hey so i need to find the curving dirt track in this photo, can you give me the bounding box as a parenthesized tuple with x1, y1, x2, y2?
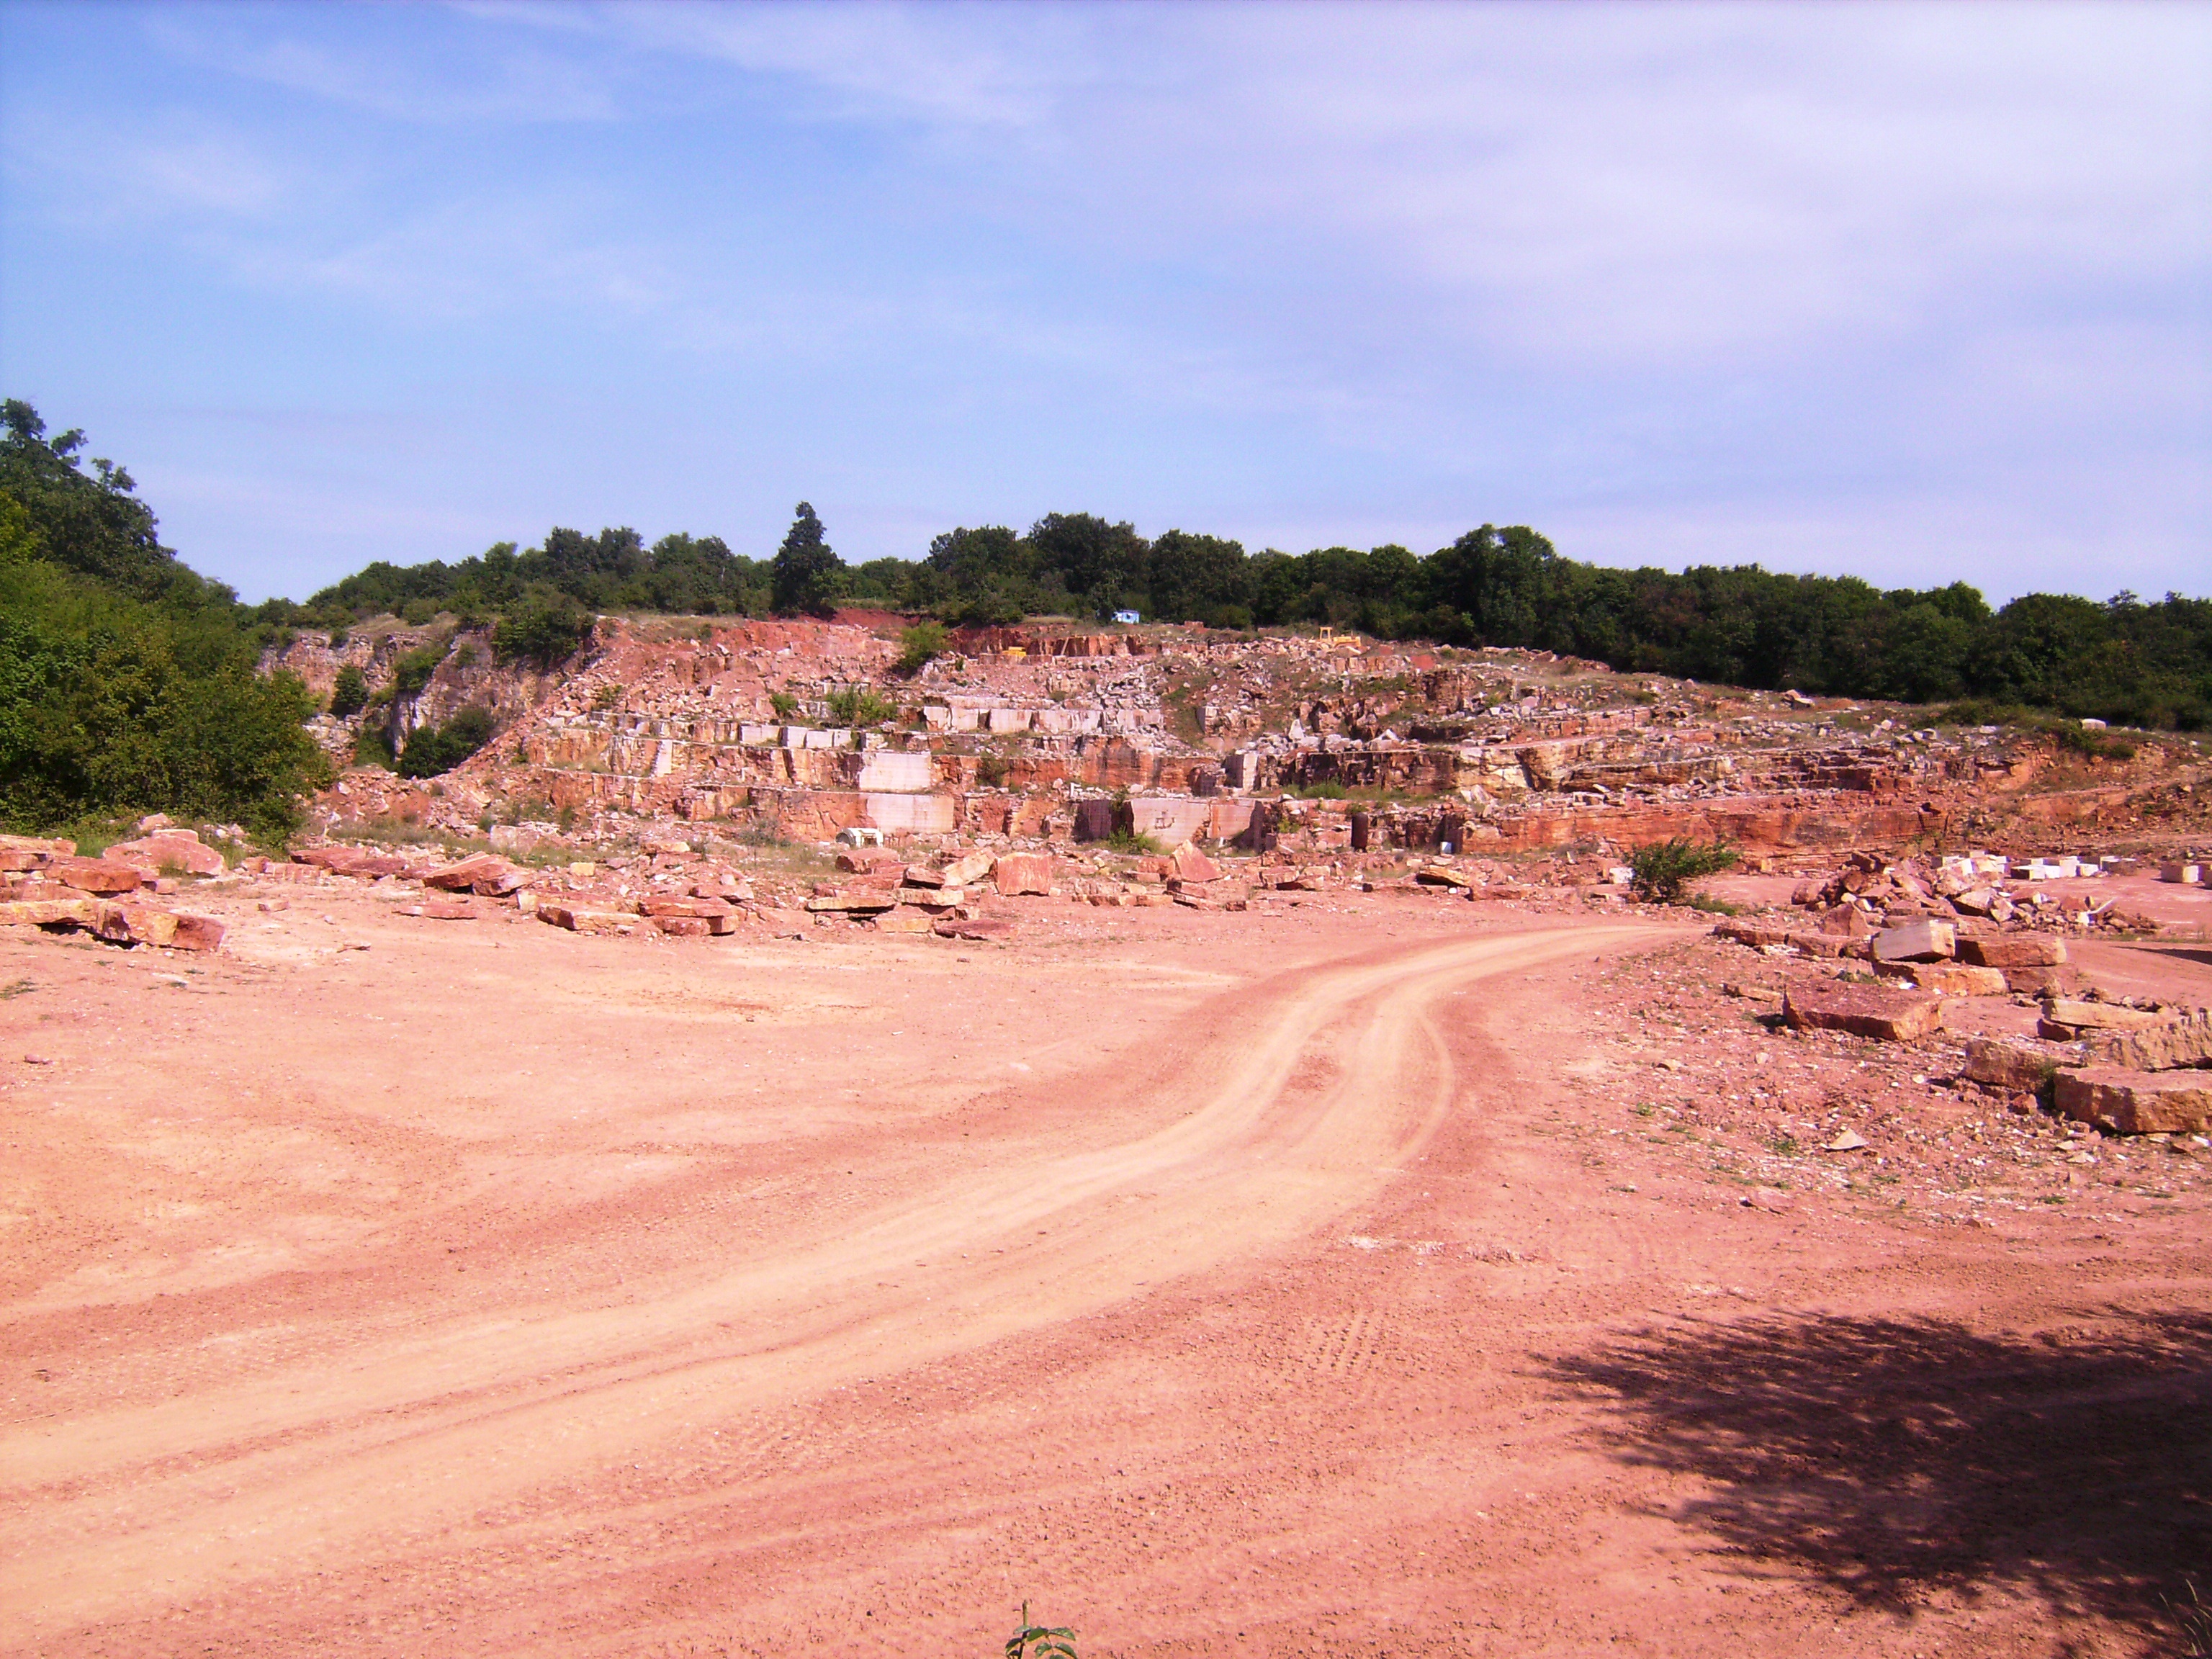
(6, 925, 1634, 1632)
(4, 900, 2206, 1657)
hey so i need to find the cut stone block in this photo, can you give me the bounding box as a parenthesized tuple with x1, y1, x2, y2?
(941, 851, 996, 887)
(871, 912, 938, 933)
(2054, 1067, 2212, 1134)
(536, 904, 636, 935)
(992, 853, 1053, 896)
(2039, 999, 2164, 1034)
(1871, 920, 1955, 963)
(933, 916, 1014, 940)
(2085, 1010, 2212, 1071)
(1957, 935, 2067, 969)
(1960, 1037, 2066, 1092)
(1784, 979, 1948, 1042)
(1879, 962, 2009, 996)
(50, 858, 143, 895)
(0, 897, 97, 927)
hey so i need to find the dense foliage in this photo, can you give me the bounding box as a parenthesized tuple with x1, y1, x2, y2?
(1629, 839, 1741, 904)
(279, 506, 2212, 730)
(490, 586, 595, 670)
(0, 403, 328, 841)
(397, 705, 495, 780)
(770, 502, 842, 618)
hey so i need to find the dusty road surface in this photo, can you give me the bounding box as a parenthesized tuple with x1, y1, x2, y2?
(2, 893, 2206, 1657)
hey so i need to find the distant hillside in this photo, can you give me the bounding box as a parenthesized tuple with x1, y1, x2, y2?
(0, 402, 328, 841)
(279, 508, 2212, 732)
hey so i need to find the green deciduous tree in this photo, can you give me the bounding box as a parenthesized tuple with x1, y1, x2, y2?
(771, 502, 844, 617)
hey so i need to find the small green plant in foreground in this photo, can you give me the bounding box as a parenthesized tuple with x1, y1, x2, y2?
(1628, 837, 1739, 904)
(1005, 1603, 1078, 1659)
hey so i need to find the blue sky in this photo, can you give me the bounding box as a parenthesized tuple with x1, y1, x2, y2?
(2, 1, 2206, 606)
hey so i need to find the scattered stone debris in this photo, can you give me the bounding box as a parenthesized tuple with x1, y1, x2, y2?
(0, 827, 228, 953)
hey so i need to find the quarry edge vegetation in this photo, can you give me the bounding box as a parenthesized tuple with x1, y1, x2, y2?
(4, 397, 2208, 848)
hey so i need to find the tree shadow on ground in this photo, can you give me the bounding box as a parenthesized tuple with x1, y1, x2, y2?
(1547, 1311, 2212, 1647)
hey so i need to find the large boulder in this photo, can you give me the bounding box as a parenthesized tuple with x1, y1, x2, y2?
(49, 858, 143, 895)
(536, 903, 637, 935)
(934, 916, 1014, 940)
(1171, 842, 1223, 884)
(0, 897, 98, 927)
(1960, 1036, 2068, 1092)
(2085, 1010, 2212, 1071)
(1784, 979, 1948, 1043)
(1871, 920, 1954, 963)
(1879, 962, 2008, 996)
(294, 846, 412, 878)
(423, 853, 526, 896)
(992, 853, 1054, 896)
(941, 851, 997, 887)
(2054, 1067, 2212, 1134)
(1958, 935, 2067, 969)
(2038, 999, 2166, 1038)
(106, 831, 225, 877)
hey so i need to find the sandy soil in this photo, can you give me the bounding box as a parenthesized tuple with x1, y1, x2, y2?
(2, 887, 2207, 1658)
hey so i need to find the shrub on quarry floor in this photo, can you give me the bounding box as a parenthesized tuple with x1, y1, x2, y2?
(896, 620, 947, 675)
(826, 685, 896, 727)
(1629, 838, 1739, 904)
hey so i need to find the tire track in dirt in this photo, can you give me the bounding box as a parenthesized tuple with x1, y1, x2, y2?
(1, 923, 1671, 1639)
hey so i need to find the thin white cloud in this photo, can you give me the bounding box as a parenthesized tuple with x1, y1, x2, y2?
(553, 0, 1078, 128)
(143, 9, 622, 123)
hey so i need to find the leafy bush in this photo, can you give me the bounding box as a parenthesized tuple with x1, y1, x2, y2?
(328, 665, 368, 718)
(974, 752, 1010, 787)
(826, 685, 896, 726)
(593, 683, 622, 711)
(354, 723, 395, 770)
(769, 691, 799, 719)
(397, 705, 495, 778)
(896, 621, 948, 675)
(0, 419, 330, 845)
(1628, 838, 1740, 904)
(1104, 828, 1164, 855)
(390, 644, 446, 698)
(1937, 700, 2139, 759)
(492, 586, 594, 670)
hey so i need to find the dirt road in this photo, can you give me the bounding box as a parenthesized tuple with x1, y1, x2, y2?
(3, 899, 2205, 1656)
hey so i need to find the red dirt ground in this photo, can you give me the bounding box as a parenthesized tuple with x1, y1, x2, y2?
(2, 889, 2207, 1658)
